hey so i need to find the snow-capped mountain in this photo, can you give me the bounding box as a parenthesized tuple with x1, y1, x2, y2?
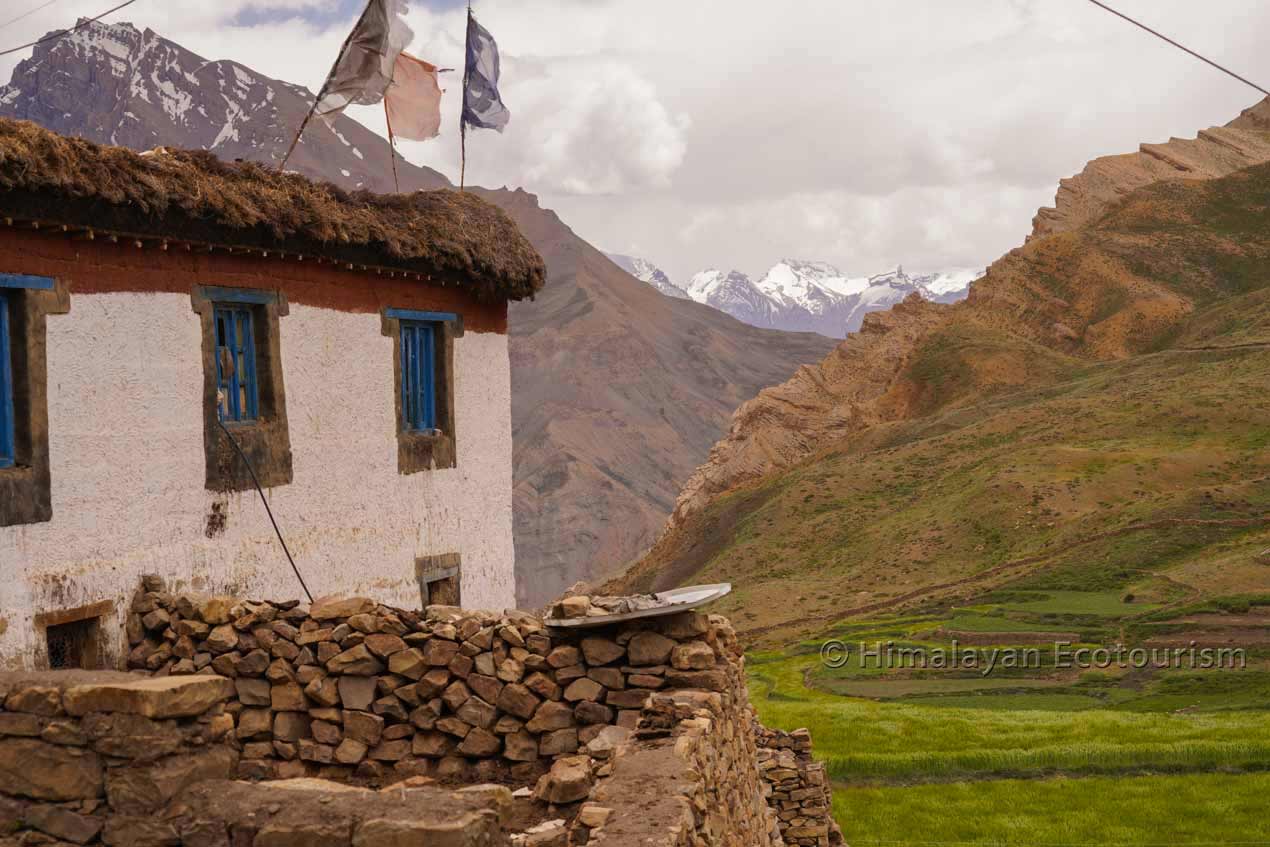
(620, 257, 981, 337)
(606, 253, 689, 299)
(0, 18, 447, 194)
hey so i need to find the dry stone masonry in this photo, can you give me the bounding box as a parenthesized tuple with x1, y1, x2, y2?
(1, 577, 842, 847)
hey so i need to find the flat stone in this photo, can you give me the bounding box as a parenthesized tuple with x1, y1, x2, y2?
(525, 701, 574, 733)
(274, 712, 312, 742)
(343, 710, 384, 745)
(364, 633, 407, 658)
(456, 696, 497, 729)
(23, 803, 103, 844)
(0, 712, 42, 736)
(573, 701, 613, 726)
(421, 638, 461, 666)
(504, 730, 538, 762)
(538, 728, 578, 756)
(326, 644, 385, 676)
(106, 746, 237, 814)
(496, 683, 541, 719)
(235, 677, 272, 706)
(4, 686, 62, 716)
(63, 676, 232, 719)
(563, 678, 605, 703)
(338, 675, 378, 711)
(310, 596, 378, 620)
(545, 646, 580, 669)
(0, 738, 102, 801)
(412, 731, 455, 758)
(535, 755, 591, 804)
(580, 638, 624, 666)
(334, 738, 368, 765)
(524, 672, 561, 701)
(237, 707, 273, 740)
(587, 667, 625, 689)
(671, 641, 716, 670)
(626, 631, 676, 666)
(456, 726, 501, 757)
(271, 682, 308, 711)
(387, 648, 427, 679)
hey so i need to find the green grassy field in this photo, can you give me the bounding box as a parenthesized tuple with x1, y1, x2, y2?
(749, 613, 1270, 844)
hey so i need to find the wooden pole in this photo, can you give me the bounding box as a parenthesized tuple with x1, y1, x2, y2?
(279, 0, 377, 171)
(385, 101, 401, 193)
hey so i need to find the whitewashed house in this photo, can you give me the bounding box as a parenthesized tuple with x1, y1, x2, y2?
(0, 118, 544, 670)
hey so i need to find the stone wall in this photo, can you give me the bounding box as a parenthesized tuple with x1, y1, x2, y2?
(754, 728, 839, 847)
(3, 582, 843, 847)
(124, 578, 737, 786)
(0, 672, 238, 845)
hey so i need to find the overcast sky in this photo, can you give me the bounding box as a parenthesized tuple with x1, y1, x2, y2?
(2, 0, 1266, 280)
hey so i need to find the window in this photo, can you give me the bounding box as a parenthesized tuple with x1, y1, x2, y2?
(214, 304, 259, 423)
(0, 291, 13, 469)
(400, 320, 438, 432)
(193, 286, 292, 492)
(35, 600, 112, 670)
(417, 553, 461, 608)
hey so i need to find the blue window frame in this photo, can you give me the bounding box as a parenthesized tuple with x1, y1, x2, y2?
(0, 291, 14, 469)
(400, 321, 437, 432)
(213, 305, 259, 423)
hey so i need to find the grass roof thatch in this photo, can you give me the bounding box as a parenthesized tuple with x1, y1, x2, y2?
(0, 118, 544, 302)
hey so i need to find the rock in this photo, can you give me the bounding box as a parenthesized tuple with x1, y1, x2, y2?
(387, 648, 427, 680)
(554, 595, 591, 618)
(664, 669, 728, 692)
(235, 677, 272, 706)
(563, 678, 604, 703)
(538, 728, 578, 756)
(271, 682, 307, 712)
(373, 695, 409, 722)
(369, 738, 411, 761)
(4, 686, 61, 716)
(442, 681, 471, 712)
(198, 596, 236, 625)
(310, 596, 377, 620)
(545, 646, 580, 668)
(626, 631, 676, 666)
(237, 707, 273, 740)
(327, 644, 385, 676)
(671, 641, 716, 670)
(362, 633, 406, 658)
(573, 701, 613, 725)
(311, 720, 342, 745)
(304, 675, 341, 707)
(101, 815, 180, 847)
(417, 667, 453, 698)
(80, 712, 183, 760)
(333, 711, 378, 745)
(456, 697, 497, 729)
(535, 755, 592, 804)
(580, 637, 624, 666)
(587, 667, 624, 689)
(236, 649, 271, 676)
(524, 819, 568, 847)
(604, 689, 651, 710)
(525, 701, 575, 733)
(338, 676, 378, 711)
(436, 716, 472, 738)
(496, 683, 541, 719)
(0, 712, 42, 736)
(412, 732, 454, 758)
(577, 805, 613, 828)
(330, 738, 367, 765)
(63, 676, 232, 719)
(660, 612, 709, 639)
(205, 624, 239, 653)
(496, 658, 524, 683)
(627, 674, 665, 689)
(0, 738, 102, 800)
(105, 746, 237, 814)
(524, 672, 561, 701)
(456, 727, 501, 756)
(421, 639, 461, 666)
(504, 730, 538, 762)
(23, 803, 103, 844)
(273, 712, 311, 742)
(465, 673, 501, 704)
(585, 725, 630, 758)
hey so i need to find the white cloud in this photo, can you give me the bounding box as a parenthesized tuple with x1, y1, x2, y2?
(2, 0, 1267, 281)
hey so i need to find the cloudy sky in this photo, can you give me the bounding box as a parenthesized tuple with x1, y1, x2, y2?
(2, 0, 1266, 280)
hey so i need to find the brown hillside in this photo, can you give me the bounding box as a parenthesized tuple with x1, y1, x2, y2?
(612, 98, 1270, 600)
(478, 189, 836, 606)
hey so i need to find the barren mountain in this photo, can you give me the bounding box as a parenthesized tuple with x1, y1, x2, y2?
(1, 21, 836, 606)
(611, 98, 1270, 620)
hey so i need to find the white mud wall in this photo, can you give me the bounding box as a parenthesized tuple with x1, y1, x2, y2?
(0, 292, 515, 669)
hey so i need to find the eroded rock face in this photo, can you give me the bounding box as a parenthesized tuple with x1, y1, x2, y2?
(1030, 98, 1270, 241)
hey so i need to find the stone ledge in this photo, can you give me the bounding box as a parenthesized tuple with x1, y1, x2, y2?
(63, 675, 234, 718)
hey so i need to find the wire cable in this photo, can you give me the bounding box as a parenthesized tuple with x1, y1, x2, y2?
(1083, 0, 1269, 98)
(216, 416, 315, 604)
(0, 0, 139, 57)
(0, 0, 60, 33)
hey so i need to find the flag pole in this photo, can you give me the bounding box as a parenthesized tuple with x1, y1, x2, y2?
(459, 1, 472, 191)
(279, 0, 377, 171)
(384, 102, 401, 193)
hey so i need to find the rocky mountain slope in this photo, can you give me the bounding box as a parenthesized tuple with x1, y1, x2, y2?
(0, 21, 836, 607)
(613, 255, 980, 337)
(609, 99, 1270, 640)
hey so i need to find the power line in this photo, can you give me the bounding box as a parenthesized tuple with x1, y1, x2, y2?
(1084, 0, 1269, 98)
(0, 0, 60, 33)
(0, 0, 139, 58)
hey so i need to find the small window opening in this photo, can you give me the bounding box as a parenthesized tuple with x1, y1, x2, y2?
(213, 304, 259, 423)
(417, 553, 461, 608)
(400, 321, 438, 433)
(46, 617, 102, 670)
